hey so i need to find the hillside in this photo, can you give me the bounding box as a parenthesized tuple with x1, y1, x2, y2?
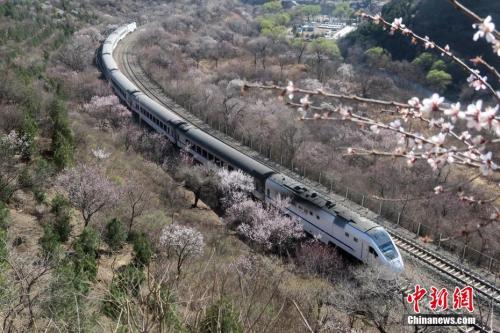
(342, 0, 500, 72)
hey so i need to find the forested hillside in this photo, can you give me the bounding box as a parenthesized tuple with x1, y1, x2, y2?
(341, 0, 500, 92)
(345, 0, 499, 62)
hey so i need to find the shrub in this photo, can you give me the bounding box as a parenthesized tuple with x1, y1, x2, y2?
(0, 202, 9, 230)
(50, 98, 74, 170)
(133, 233, 153, 267)
(39, 224, 60, 257)
(51, 194, 72, 242)
(102, 264, 145, 319)
(426, 69, 452, 92)
(74, 227, 100, 257)
(105, 218, 127, 251)
(200, 298, 242, 333)
(54, 213, 71, 243)
(51, 194, 70, 215)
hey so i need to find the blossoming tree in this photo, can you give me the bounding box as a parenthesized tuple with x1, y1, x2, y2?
(225, 196, 303, 253)
(159, 224, 205, 277)
(58, 164, 119, 226)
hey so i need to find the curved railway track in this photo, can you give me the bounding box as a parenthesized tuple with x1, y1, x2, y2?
(114, 32, 498, 333)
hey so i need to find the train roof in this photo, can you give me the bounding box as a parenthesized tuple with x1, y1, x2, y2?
(269, 174, 378, 233)
(109, 71, 140, 94)
(184, 128, 276, 182)
(134, 94, 187, 125)
(102, 53, 118, 71)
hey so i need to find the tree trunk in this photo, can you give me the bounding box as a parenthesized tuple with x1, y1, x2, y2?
(192, 191, 200, 208)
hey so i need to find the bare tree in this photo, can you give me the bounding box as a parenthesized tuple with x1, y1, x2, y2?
(2, 256, 53, 332)
(123, 180, 150, 235)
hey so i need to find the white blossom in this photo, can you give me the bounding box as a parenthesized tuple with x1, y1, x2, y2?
(370, 124, 380, 134)
(160, 224, 204, 259)
(465, 100, 483, 131)
(441, 44, 450, 56)
(390, 17, 404, 33)
(479, 105, 498, 129)
(473, 16, 496, 43)
(423, 36, 434, 49)
(91, 147, 111, 160)
(286, 81, 294, 100)
(434, 185, 444, 194)
(444, 103, 463, 123)
(389, 119, 402, 129)
(430, 132, 447, 146)
(421, 93, 444, 116)
(493, 40, 500, 56)
(217, 169, 255, 208)
(480, 152, 498, 175)
(467, 71, 487, 91)
(300, 94, 311, 107)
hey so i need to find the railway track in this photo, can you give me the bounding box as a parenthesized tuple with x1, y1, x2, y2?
(114, 32, 498, 332)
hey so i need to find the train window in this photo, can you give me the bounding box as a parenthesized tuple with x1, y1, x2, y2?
(345, 232, 349, 238)
(208, 153, 214, 161)
(353, 237, 358, 242)
(202, 150, 207, 158)
(196, 146, 201, 154)
(228, 165, 234, 171)
(267, 189, 270, 197)
(368, 246, 378, 257)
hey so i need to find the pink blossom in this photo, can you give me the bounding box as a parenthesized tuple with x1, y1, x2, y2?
(58, 164, 119, 226)
(226, 197, 303, 251)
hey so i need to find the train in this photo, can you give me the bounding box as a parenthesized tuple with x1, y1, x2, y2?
(99, 23, 404, 279)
